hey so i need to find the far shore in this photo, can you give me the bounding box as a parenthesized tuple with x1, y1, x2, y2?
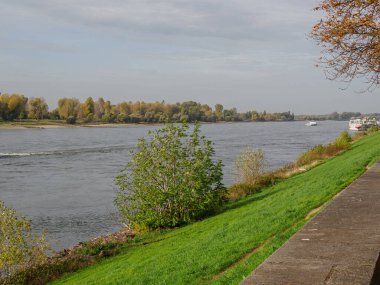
(0, 119, 346, 130)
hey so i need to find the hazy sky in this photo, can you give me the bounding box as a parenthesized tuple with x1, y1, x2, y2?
(1, 0, 379, 114)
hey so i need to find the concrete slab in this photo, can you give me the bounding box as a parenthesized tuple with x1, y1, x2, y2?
(242, 163, 380, 285)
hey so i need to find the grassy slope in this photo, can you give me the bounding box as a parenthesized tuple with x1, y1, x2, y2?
(54, 132, 380, 285)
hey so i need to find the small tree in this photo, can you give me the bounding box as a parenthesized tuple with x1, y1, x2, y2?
(234, 148, 265, 185)
(115, 122, 226, 229)
(0, 201, 49, 277)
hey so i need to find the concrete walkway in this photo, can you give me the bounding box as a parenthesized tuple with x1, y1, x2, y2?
(242, 162, 380, 285)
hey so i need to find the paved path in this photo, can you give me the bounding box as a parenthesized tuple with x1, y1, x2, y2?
(242, 163, 380, 285)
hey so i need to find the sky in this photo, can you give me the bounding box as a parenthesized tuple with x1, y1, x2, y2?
(0, 0, 379, 114)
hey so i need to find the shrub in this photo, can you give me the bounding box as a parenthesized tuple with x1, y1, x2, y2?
(296, 132, 352, 167)
(234, 148, 265, 185)
(0, 201, 49, 278)
(333, 131, 351, 150)
(367, 125, 379, 134)
(228, 183, 258, 201)
(352, 132, 366, 141)
(296, 144, 325, 167)
(257, 172, 278, 187)
(115, 122, 226, 230)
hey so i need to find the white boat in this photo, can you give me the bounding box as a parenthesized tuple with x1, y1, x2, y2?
(305, 121, 317, 126)
(361, 117, 379, 129)
(348, 117, 380, 131)
(349, 118, 363, 131)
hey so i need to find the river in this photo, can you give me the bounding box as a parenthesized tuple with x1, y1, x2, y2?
(0, 121, 348, 250)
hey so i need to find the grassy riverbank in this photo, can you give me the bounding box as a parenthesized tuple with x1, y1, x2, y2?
(51, 132, 380, 285)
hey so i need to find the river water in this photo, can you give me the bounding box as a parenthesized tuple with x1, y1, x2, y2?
(0, 121, 348, 250)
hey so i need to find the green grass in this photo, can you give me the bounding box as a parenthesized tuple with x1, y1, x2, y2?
(53, 132, 380, 285)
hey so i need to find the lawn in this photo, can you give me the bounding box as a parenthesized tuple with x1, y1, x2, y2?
(54, 132, 380, 285)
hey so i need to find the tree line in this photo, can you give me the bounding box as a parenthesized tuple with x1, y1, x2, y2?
(0, 93, 295, 124)
(295, 112, 380, 121)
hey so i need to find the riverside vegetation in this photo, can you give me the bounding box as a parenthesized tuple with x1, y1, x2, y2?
(115, 123, 226, 230)
(0, 93, 295, 124)
(1, 125, 379, 284)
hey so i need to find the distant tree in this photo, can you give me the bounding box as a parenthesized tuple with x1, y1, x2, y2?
(94, 97, 106, 120)
(28, 97, 48, 120)
(224, 108, 239, 122)
(180, 101, 201, 122)
(117, 102, 131, 117)
(115, 122, 226, 229)
(103, 100, 113, 121)
(49, 109, 60, 120)
(311, 0, 380, 88)
(57, 97, 80, 119)
(341, 111, 361, 120)
(0, 94, 28, 121)
(251, 111, 260, 121)
(214, 104, 224, 121)
(328, 112, 340, 120)
(82, 97, 95, 120)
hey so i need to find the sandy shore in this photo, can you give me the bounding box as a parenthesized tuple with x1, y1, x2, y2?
(0, 124, 75, 129)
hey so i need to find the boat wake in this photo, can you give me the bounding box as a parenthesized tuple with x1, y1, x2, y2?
(0, 145, 131, 159)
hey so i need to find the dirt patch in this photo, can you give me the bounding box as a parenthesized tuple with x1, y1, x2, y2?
(305, 206, 323, 220)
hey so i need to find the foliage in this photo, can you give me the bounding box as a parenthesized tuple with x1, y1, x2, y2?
(0, 92, 297, 123)
(57, 98, 80, 120)
(0, 94, 28, 121)
(229, 170, 282, 201)
(0, 201, 49, 278)
(234, 148, 266, 185)
(52, 132, 380, 285)
(28, 97, 48, 120)
(115, 122, 226, 229)
(295, 111, 364, 121)
(82, 97, 95, 119)
(334, 131, 352, 149)
(311, 0, 380, 87)
(228, 183, 259, 201)
(296, 131, 352, 167)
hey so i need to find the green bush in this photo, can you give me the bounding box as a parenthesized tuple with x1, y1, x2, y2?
(115, 122, 226, 230)
(333, 131, 351, 150)
(0, 201, 49, 278)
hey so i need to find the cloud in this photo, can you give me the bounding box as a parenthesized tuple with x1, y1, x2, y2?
(0, 0, 315, 41)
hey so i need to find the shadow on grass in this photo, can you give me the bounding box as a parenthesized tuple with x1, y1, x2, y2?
(224, 186, 283, 212)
